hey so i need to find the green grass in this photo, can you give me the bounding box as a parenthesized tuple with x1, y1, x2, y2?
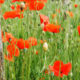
(1, 0, 80, 80)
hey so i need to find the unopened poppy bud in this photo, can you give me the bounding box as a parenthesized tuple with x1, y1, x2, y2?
(42, 31, 45, 35)
(20, 2, 25, 11)
(21, 2, 25, 8)
(41, 23, 44, 29)
(70, 72, 73, 77)
(43, 42, 48, 51)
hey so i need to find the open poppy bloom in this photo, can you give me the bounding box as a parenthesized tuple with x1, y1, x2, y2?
(12, 0, 47, 3)
(77, 25, 80, 35)
(28, 1, 45, 11)
(12, 0, 47, 11)
(0, 0, 4, 4)
(5, 32, 14, 42)
(28, 37, 37, 46)
(12, 0, 26, 3)
(4, 54, 14, 62)
(5, 43, 20, 62)
(43, 24, 62, 33)
(25, 40, 30, 48)
(40, 14, 50, 25)
(3, 10, 23, 20)
(7, 44, 20, 57)
(17, 39, 25, 49)
(49, 61, 72, 78)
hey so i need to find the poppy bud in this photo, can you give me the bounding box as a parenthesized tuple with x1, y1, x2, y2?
(42, 31, 45, 35)
(70, 72, 73, 77)
(20, 2, 25, 11)
(43, 42, 48, 51)
(21, 2, 25, 8)
(41, 23, 44, 29)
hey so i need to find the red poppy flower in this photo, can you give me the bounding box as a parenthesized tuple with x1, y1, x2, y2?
(36, 50, 38, 55)
(17, 39, 25, 49)
(7, 44, 19, 57)
(4, 54, 14, 62)
(40, 14, 50, 25)
(43, 24, 61, 33)
(16, 4, 25, 12)
(28, 1, 45, 11)
(11, 0, 47, 3)
(49, 61, 72, 78)
(3, 10, 23, 20)
(11, 5, 15, 10)
(38, 0, 47, 3)
(12, 0, 25, 3)
(0, 0, 4, 4)
(11, 0, 46, 11)
(28, 37, 37, 46)
(77, 25, 80, 35)
(25, 40, 30, 48)
(5, 32, 14, 42)
(74, 4, 78, 8)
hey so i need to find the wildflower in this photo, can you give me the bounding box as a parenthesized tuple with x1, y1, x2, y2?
(17, 39, 25, 49)
(11, 5, 15, 10)
(3, 10, 23, 20)
(11, 0, 25, 3)
(43, 42, 48, 51)
(7, 44, 19, 57)
(21, 2, 25, 9)
(43, 24, 61, 33)
(25, 40, 30, 48)
(74, 4, 78, 8)
(4, 54, 14, 62)
(11, 0, 47, 11)
(77, 25, 80, 35)
(28, 1, 45, 11)
(36, 50, 38, 55)
(5, 32, 14, 43)
(28, 37, 37, 46)
(0, 0, 4, 4)
(70, 72, 73, 77)
(40, 14, 50, 26)
(49, 61, 72, 78)
(41, 23, 44, 29)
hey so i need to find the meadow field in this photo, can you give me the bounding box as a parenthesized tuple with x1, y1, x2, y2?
(0, 0, 80, 80)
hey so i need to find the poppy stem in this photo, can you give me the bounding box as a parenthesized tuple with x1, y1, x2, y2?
(59, 61, 61, 80)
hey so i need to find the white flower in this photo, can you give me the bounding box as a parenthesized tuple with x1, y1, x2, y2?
(43, 42, 48, 51)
